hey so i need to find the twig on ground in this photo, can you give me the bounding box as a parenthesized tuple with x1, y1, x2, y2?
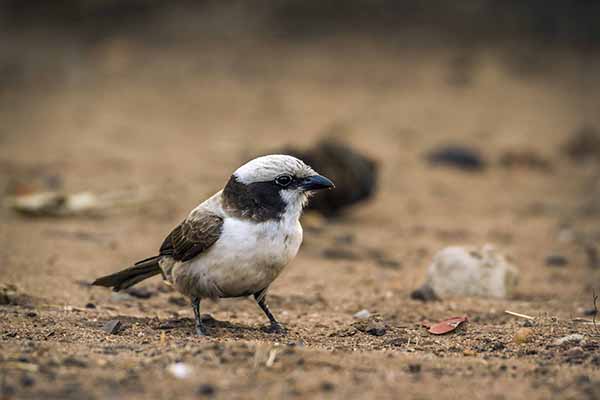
(505, 310, 535, 320)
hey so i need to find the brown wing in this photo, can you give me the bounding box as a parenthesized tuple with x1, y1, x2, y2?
(159, 212, 223, 262)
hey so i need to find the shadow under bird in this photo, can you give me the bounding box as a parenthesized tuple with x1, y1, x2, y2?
(92, 155, 334, 335)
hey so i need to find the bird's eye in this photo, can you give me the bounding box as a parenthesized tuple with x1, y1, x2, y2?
(275, 175, 293, 187)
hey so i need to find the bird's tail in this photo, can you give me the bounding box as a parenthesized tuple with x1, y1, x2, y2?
(92, 256, 161, 292)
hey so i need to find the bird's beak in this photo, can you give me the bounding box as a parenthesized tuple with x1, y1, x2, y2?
(300, 175, 335, 191)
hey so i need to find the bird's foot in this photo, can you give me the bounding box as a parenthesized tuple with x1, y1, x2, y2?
(263, 322, 287, 335)
(195, 324, 210, 337)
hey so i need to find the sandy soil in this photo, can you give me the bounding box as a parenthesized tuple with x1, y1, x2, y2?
(1, 30, 600, 399)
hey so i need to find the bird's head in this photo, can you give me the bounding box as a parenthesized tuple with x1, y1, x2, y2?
(223, 155, 334, 221)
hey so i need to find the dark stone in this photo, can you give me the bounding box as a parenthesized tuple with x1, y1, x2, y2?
(545, 255, 568, 267)
(320, 382, 335, 391)
(196, 384, 216, 397)
(351, 319, 387, 337)
(85, 303, 96, 309)
(410, 285, 439, 302)
(25, 311, 37, 318)
(427, 146, 485, 171)
(367, 326, 387, 336)
(102, 320, 122, 334)
(408, 363, 422, 374)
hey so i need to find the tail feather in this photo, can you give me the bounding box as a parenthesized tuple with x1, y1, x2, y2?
(92, 256, 161, 292)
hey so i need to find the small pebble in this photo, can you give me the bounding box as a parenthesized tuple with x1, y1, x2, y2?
(514, 328, 534, 344)
(168, 362, 193, 379)
(553, 334, 585, 346)
(427, 146, 485, 171)
(366, 325, 387, 336)
(102, 320, 122, 335)
(85, 303, 96, 309)
(353, 309, 370, 319)
(320, 382, 335, 392)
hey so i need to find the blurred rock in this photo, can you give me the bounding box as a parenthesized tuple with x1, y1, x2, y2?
(545, 254, 568, 267)
(353, 318, 387, 336)
(353, 309, 371, 319)
(196, 383, 217, 397)
(275, 138, 378, 216)
(125, 286, 154, 299)
(554, 334, 585, 346)
(427, 146, 485, 171)
(168, 296, 188, 307)
(563, 125, 600, 162)
(410, 285, 439, 302)
(6, 189, 150, 217)
(514, 327, 534, 344)
(102, 320, 122, 334)
(420, 245, 519, 299)
(167, 362, 193, 379)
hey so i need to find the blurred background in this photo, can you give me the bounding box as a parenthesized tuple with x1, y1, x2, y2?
(2, 0, 600, 303)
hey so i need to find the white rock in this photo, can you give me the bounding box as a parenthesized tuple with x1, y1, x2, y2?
(167, 362, 193, 379)
(553, 334, 585, 346)
(424, 244, 519, 299)
(353, 309, 371, 319)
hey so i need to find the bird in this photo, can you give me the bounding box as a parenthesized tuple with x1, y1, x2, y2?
(92, 155, 334, 336)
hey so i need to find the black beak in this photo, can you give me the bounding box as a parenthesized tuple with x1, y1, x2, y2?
(300, 175, 335, 191)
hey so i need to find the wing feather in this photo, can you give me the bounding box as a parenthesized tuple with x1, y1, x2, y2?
(160, 212, 223, 262)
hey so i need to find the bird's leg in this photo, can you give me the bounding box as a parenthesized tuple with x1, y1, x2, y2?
(191, 297, 209, 336)
(254, 289, 286, 334)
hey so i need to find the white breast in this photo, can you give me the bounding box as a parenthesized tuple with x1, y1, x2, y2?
(171, 215, 303, 299)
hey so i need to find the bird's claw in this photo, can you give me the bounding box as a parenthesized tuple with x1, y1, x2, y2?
(195, 325, 210, 337)
(263, 322, 287, 335)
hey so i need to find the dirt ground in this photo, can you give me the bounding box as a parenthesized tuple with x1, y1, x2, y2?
(2, 20, 600, 399)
